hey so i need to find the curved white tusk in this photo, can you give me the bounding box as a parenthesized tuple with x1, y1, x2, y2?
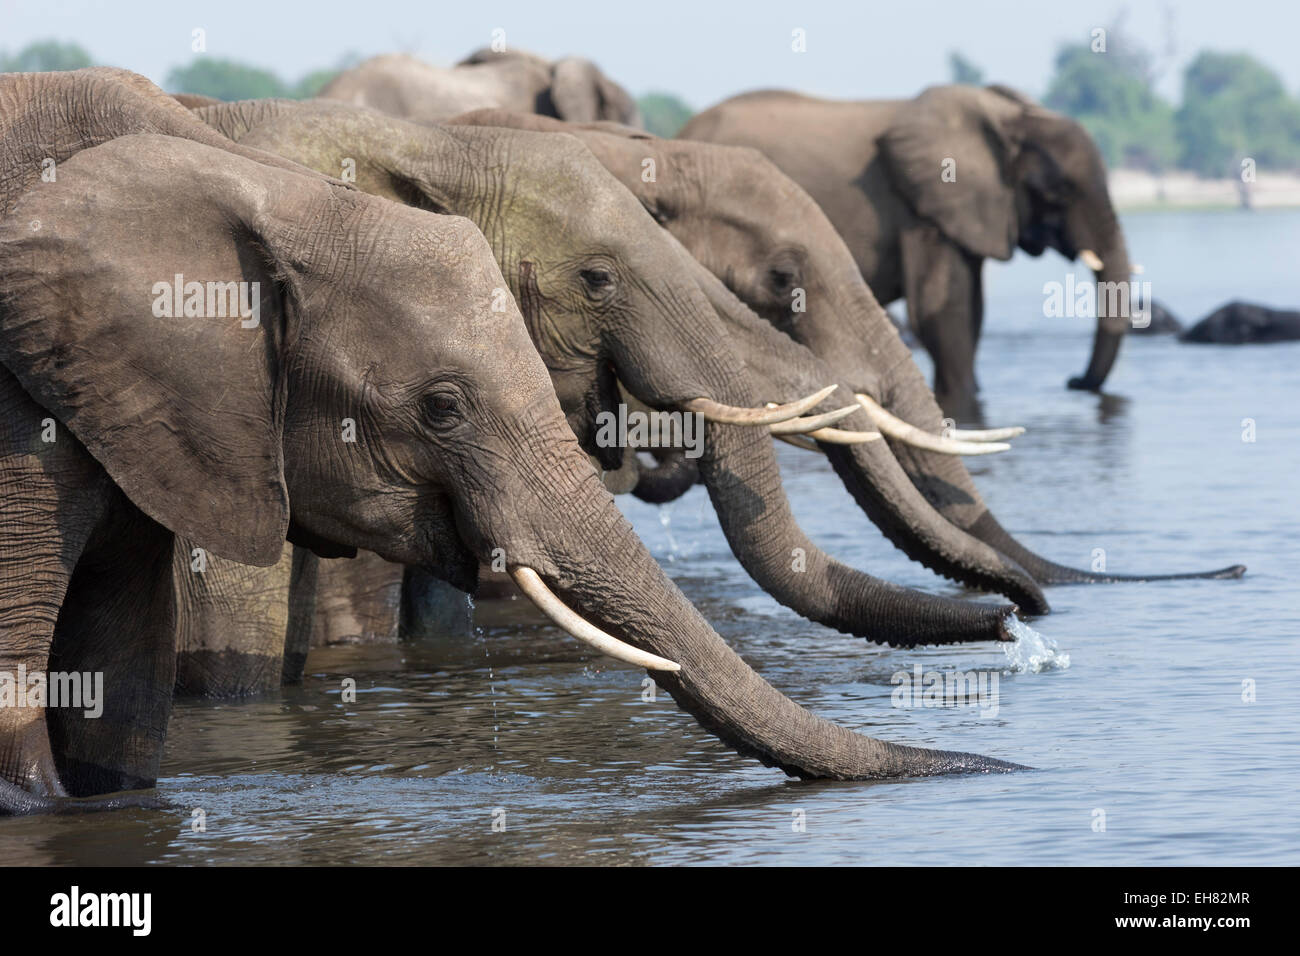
(1079, 249, 1104, 272)
(767, 404, 859, 434)
(682, 384, 837, 426)
(510, 567, 681, 672)
(948, 425, 1025, 442)
(802, 427, 882, 444)
(855, 394, 1011, 455)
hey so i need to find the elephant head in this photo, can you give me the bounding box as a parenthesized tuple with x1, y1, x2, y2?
(196, 97, 1023, 647)
(878, 84, 1134, 393)
(444, 109, 1244, 594)
(458, 47, 642, 126)
(0, 127, 1019, 801)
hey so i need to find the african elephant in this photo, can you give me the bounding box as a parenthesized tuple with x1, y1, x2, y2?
(680, 84, 1139, 416)
(1181, 301, 1300, 343)
(318, 48, 640, 127)
(198, 97, 1027, 645)
(0, 79, 1019, 813)
(445, 110, 1245, 597)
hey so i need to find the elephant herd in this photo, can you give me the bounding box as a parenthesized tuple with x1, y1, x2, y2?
(0, 51, 1246, 815)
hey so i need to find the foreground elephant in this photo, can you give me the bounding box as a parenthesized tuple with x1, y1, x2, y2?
(1181, 301, 1300, 344)
(318, 48, 640, 127)
(680, 85, 1139, 415)
(447, 109, 1245, 596)
(0, 93, 1020, 815)
(199, 97, 1028, 643)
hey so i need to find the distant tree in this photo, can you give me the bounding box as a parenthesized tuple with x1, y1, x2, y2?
(638, 93, 692, 138)
(292, 69, 340, 99)
(1043, 29, 1177, 172)
(0, 39, 95, 72)
(165, 59, 289, 101)
(948, 52, 984, 86)
(1175, 52, 1300, 175)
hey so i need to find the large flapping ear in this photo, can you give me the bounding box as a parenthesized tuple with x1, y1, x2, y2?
(551, 57, 638, 125)
(878, 85, 1026, 261)
(0, 133, 336, 565)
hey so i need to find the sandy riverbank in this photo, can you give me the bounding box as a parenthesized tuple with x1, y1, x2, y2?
(1109, 169, 1300, 211)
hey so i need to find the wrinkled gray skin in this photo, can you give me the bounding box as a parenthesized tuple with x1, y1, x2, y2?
(319, 48, 640, 127)
(199, 97, 1024, 647)
(680, 85, 1138, 417)
(448, 110, 1247, 599)
(0, 74, 1020, 813)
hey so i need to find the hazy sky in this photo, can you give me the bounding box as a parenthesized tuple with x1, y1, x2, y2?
(4, 0, 1299, 107)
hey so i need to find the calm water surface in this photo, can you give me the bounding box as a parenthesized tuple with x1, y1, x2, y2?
(2, 208, 1297, 865)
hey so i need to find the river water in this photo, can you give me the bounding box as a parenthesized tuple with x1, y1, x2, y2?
(2, 208, 1296, 865)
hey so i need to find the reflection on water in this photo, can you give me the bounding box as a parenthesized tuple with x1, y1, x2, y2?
(2, 210, 1298, 865)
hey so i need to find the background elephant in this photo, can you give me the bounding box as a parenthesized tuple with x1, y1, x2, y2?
(318, 48, 640, 127)
(447, 109, 1244, 597)
(680, 84, 1137, 417)
(1, 77, 1017, 812)
(199, 97, 1027, 646)
(1181, 301, 1300, 343)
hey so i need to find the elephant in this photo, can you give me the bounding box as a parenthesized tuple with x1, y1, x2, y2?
(0, 77, 1022, 813)
(679, 84, 1141, 416)
(197, 96, 1031, 646)
(1181, 301, 1300, 344)
(318, 48, 640, 127)
(441, 109, 1245, 598)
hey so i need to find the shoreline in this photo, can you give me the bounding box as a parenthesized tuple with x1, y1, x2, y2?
(1109, 169, 1300, 211)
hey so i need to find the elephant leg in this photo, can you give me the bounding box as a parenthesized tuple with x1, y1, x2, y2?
(47, 489, 178, 796)
(173, 541, 295, 698)
(901, 224, 982, 418)
(0, 372, 111, 804)
(282, 546, 319, 684)
(311, 550, 404, 647)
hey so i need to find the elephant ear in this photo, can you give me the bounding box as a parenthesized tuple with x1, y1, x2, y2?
(878, 85, 1027, 261)
(0, 133, 317, 566)
(551, 57, 639, 125)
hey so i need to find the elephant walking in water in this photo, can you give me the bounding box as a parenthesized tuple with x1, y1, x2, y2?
(680, 84, 1140, 417)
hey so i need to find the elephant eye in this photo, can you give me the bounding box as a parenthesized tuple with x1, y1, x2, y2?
(580, 268, 615, 298)
(422, 391, 460, 425)
(768, 268, 797, 291)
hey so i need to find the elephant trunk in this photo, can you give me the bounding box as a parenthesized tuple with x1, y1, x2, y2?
(1067, 209, 1131, 392)
(632, 447, 700, 503)
(843, 287, 1246, 586)
(506, 447, 1021, 778)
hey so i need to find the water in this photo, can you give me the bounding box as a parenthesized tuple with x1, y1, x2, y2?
(2, 208, 1297, 865)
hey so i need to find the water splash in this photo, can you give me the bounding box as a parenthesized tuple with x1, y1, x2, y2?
(658, 503, 680, 561)
(1002, 615, 1070, 673)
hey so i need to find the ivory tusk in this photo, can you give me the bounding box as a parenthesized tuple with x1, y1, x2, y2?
(1079, 249, 1104, 272)
(948, 426, 1025, 442)
(510, 566, 681, 672)
(682, 384, 837, 426)
(767, 404, 860, 434)
(800, 427, 881, 445)
(855, 394, 1011, 455)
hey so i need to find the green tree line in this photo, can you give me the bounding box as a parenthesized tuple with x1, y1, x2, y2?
(7, 37, 1298, 173)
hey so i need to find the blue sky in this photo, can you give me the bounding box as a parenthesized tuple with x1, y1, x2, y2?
(3, 0, 1298, 107)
